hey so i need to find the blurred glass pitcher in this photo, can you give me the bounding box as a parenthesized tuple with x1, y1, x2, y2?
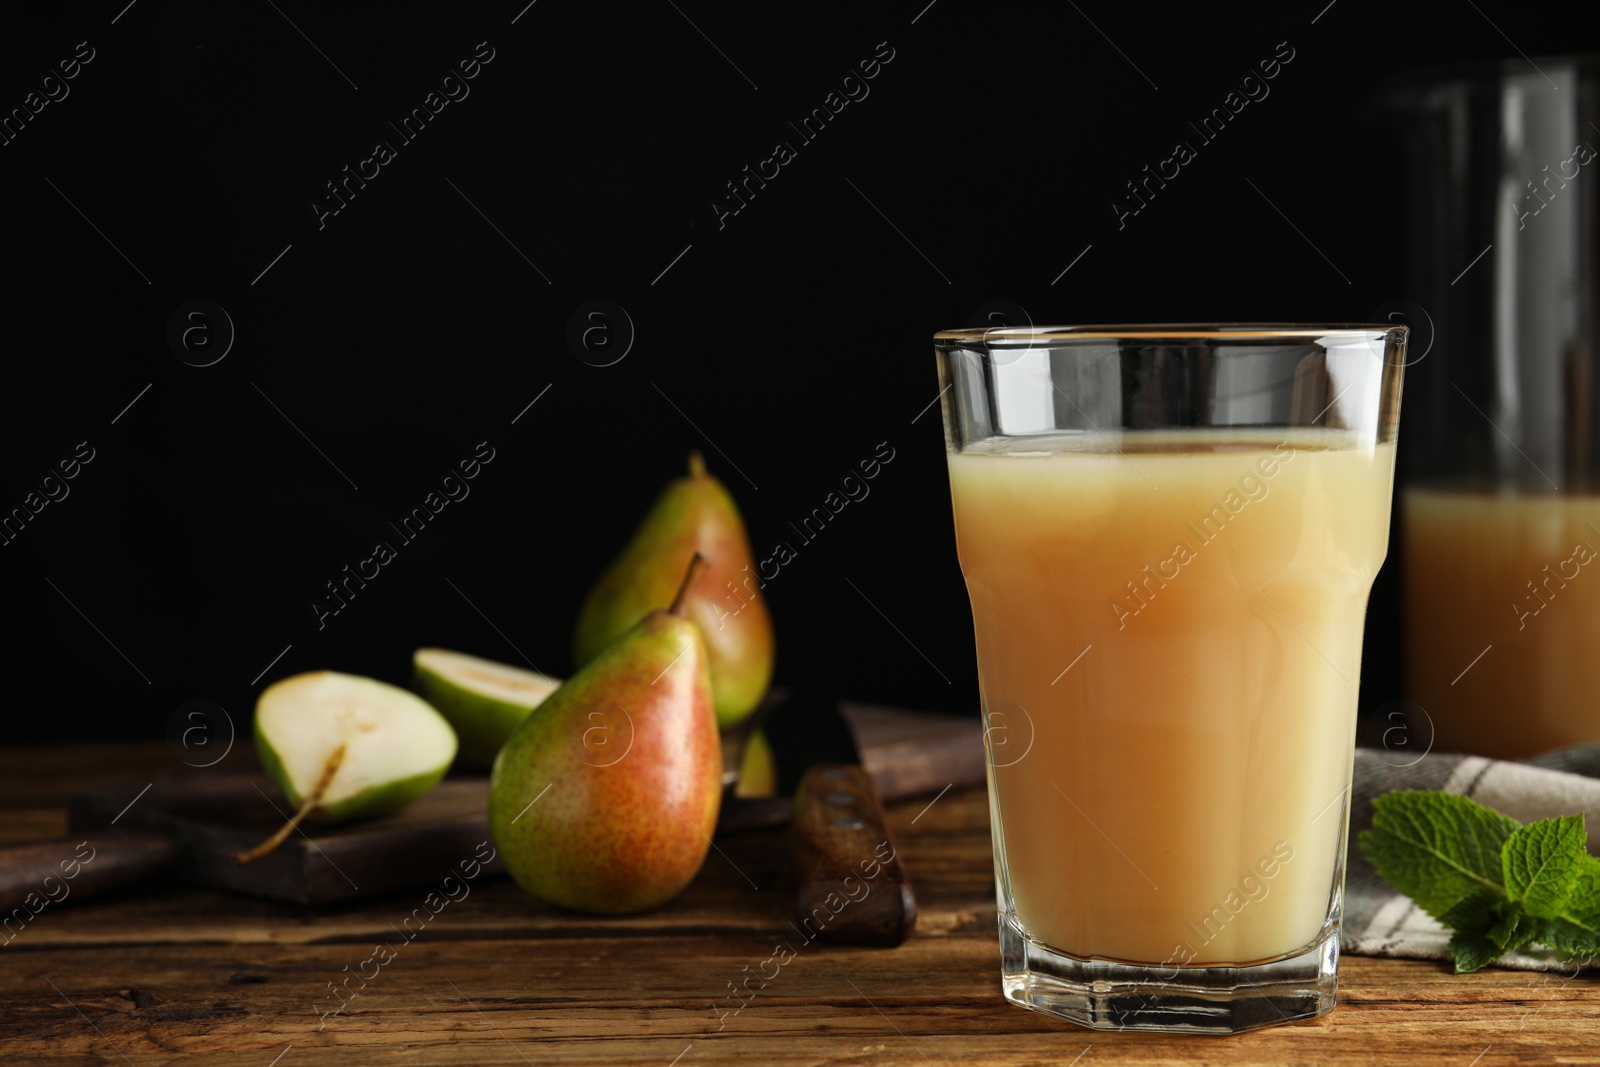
(1390, 56, 1600, 758)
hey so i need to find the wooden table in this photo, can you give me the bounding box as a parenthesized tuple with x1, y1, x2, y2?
(2, 744, 1596, 1065)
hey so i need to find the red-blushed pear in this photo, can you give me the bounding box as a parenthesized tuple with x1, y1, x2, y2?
(490, 555, 722, 914)
(573, 452, 774, 728)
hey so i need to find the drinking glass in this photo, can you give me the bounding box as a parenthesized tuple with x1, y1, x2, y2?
(936, 324, 1405, 1033)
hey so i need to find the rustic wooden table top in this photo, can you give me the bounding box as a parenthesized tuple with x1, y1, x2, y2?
(2, 743, 1596, 1065)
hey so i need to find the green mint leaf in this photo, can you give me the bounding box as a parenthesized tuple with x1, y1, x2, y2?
(1502, 815, 1587, 919)
(1359, 791, 1521, 919)
(1444, 894, 1533, 957)
(1487, 906, 1536, 954)
(1363, 791, 1600, 972)
(1530, 855, 1600, 957)
(1448, 928, 1502, 973)
(1561, 854, 1600, 931)
(1440, 892, 1499, 930)
(1524, 916, 1600, 958)
(1441, 894, 1503, 974)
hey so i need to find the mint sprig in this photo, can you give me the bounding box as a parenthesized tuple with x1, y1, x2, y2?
(1359, 791, 1600, 973)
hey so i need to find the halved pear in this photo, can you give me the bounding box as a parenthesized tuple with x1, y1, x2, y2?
(413, 648, 562, 768)
(254, 671, 457, 826)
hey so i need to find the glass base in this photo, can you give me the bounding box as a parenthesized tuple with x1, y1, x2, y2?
(998, 914, 1338, 1034)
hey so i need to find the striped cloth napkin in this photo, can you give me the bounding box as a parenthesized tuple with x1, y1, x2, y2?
(1344, 743, 1600, 970)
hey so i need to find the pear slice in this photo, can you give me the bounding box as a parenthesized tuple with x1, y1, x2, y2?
(733, 726, 777, 798)
(237, 671, 457, 863)
(413, 648, 562, 768)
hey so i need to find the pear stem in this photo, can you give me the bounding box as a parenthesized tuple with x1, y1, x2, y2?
(687, 451, 706, 477)
(668, 553, 708, 617)
(233, 743, 347, 866)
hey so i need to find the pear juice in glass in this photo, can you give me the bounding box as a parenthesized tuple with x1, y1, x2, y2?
(937, 325, 1405, 1033)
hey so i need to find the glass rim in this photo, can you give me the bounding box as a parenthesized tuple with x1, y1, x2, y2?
(933, 323, 1408, 346)
(1382, 51, 1600, 98)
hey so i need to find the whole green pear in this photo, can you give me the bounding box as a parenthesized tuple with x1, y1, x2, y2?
(574, 453, 774, 728)
(491, 556, 722, 914)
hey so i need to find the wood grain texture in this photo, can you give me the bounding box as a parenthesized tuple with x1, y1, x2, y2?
(840, 701, 986, 802)
(0, 831, 179, 914)
(1, 743, 1596, 1065)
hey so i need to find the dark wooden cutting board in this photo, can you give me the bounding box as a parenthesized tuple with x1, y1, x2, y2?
(0, 702, 983, 913)
(67, 774, 501, 906)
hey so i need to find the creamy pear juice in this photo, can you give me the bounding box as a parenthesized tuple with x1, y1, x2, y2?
(948, 430, 1396, 965)
(1404, 489, 1600, 758)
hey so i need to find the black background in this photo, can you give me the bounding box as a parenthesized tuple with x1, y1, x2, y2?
(3, 1, 1596, 744)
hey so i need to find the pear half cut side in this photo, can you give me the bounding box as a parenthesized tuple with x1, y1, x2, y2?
(413, 648, 562, 768)
(254, 670, 457, 826)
